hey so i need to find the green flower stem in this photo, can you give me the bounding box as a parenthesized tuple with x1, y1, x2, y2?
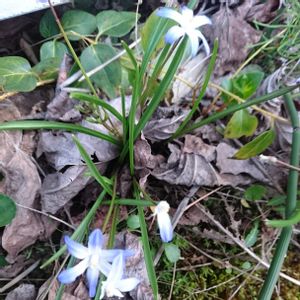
(47, 1, 97, 96)
(178, 84, 299, 137)
(258, 93, 300, 300)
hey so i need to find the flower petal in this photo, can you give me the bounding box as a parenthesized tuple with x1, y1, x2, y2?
(97, 258, 112, 277)
(156, 7, 185, 25)
(165, 26, 185, 44)
(180, 6, 194, 19)
(86, 267, 99, 297)
(157, 212, 173, 242)
(101, 249, 134, 262)
(57, 258, 89, 284)
(192, 15, 212, 28)
(196, 31, 210, 55)
(88, 229, 104, 252)
(117, 278, 140, 292)
(107, 254, 124, 283)
(186, 30, 200, 57)
(64, 236, 89, 259)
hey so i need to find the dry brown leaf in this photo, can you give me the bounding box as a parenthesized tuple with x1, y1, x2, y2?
(216, 142, 267, 182)
(212, 5, 262, 76)
(152, 142, 218, 186)
(0, 255, 30, 278)
(5, 284, 36, 300)
(1, 150, 43, 257)
(143, 106, 190, 142)
(40, 165, 106, 214)
(172, 52, 207, 102)
(245, 0, 279, 23)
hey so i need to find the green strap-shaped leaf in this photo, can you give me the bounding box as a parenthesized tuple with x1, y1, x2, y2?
(62, 10, 97, 41)
(234, 129, 276, 159)
(96, 10, 139, 37)
(0, 194, 16, 227)
(224, 109, 258, 139)
(0, 56, 37, 92)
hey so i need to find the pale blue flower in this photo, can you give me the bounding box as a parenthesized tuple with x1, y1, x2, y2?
(153, 201, 173, 243)
(100, 253, 140, 299)
(157, 6, 212, 56)
(58, 229, 133, 298)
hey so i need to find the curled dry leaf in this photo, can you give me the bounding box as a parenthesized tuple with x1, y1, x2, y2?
(172, 52, 207, 103)
(143, 106, 190, 142)
(0, 255, 29, 278)
(216, 142, 267, 182)
(245, 0, 279, 23)
(0, 101, 44, 257)
(212, 5, 261, 76)
(5, 284, 36, 300)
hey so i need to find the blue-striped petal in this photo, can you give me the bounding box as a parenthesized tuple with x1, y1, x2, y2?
(157, 212, 173, 242)
(88, 229, 104, 252)
(101, 249, 134, 262)
(156, 7, 185, 25)
(186, 30, 200, 57)
(107, 254, 124, 283)
(117, 278, 140, 292)
(192, 15, 212, 28)
(180, 6, 193, 19)
(64, 236, 88, 259)
(165, 26, 185, 44)
(86, 267, 99, 297)
(196, 31, 210, 55)
(58, 258, 89, 284)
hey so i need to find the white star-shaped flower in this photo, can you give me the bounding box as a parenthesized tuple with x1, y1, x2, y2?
(157, 6, 212, 56)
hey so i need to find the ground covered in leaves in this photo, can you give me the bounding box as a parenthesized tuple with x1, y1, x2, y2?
(0, 0, 300, 299)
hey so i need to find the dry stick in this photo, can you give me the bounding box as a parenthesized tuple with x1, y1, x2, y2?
(228, 231, 281, 300)
(16, 203, 75, 230)
(0, 260, 40, 293)
(153, 187, 221, 266)
(196, 203, 300, 286)
(168, 262, 177, 300)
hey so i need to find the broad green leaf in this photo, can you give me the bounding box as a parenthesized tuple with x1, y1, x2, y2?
(224, 109, 258, 139)
(62, 10, 97, 41)
(233, 68, 264, 99)
(32, 57, 61, 80)
(244, 221, 259, 247)
(244, 185, 267, 201)
(0, 194, 16, 227)
(234, 129, 276, 159)
(40, 41, 69, 61)
(241, 261, 252, 270)
(96, 10, 139, 37)
(164, 243, 181, 263)
(127, 215, 140, 229)
(220, 78, 236, 105)
(80, 44, 121, 98)
(39, 10, 59, 38)
(0, 56, 37, 92)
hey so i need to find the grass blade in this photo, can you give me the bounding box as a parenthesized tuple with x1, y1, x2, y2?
(0, 120, 120, 145)
(73, 136, 113, 195)
(71, 92, 123, 121)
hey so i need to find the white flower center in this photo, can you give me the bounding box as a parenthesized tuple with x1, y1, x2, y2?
(89, 253, 99, 269)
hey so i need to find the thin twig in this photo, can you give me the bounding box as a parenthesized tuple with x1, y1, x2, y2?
(196, 203, 300, 286)
(0, 260, 40, 293)
(168, 262, 177, 300)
